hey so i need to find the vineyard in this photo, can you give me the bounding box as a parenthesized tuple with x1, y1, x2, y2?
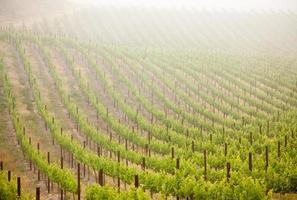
(0, 5, 297, 200)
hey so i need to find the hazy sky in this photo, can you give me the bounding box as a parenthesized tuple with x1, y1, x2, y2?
(70, 0, 297, 11)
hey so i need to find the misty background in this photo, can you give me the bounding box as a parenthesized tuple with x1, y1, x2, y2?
(0, 0, 296, 53)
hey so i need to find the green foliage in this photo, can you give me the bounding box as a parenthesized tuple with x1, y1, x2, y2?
(2, 30, 297, 199)
(85, 185, 150, 200)
(0, 171, 30, 200)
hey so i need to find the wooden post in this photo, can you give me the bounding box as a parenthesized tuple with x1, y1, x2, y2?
(265, 146, 268, 172)
(204, 150, 207, 180)
(285, 135, 288, 147)
(37, 143, 40, 181)
(277, 141, 281, 158)
(0, 161, 3, 170)
(47, 152, 50, 193)
(249, 132, 253, 145)
(171, 147, 174, 159)
(8, 171, 11, 182)
(248, 153, 252, 172)
(226, 162, 231, 182)
(99, 169, 104, 186)
(176, 158, 180, 170)
(78, 164, 81, 200)
(60, 155, 64, 200)
(134, 175, 139, 188)
(191, 141, 195, 152)
(17, 177, 21, 197)
(36, 187, 40, 200)
(224, 143, 227, 156)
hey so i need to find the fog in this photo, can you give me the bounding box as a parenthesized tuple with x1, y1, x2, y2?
(1, 0, 297, 52)
(69, 0, 297, 11)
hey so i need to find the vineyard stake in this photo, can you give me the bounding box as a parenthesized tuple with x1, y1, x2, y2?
(78, 163, 81, 200)
(17, 177, 21, 197)
(277, 141, 281, 158)
(249, 153, 252, 172)
(226, 162, 231, 182)
(99, 169, 104, 186)
(61, 155, 64, 200)
(61, 156, 64, 169)
(134, 175, 139, 188)
(265, 146, 269, 172)
(8, 170, 11, 182)
(47, 152, 50, 193)
(37, 143, 40, 181)
(224, 143, 227, 156)
(176, 158, 180, 170)
(36, 187, 40, 200)
(204, 150, 207, 180)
